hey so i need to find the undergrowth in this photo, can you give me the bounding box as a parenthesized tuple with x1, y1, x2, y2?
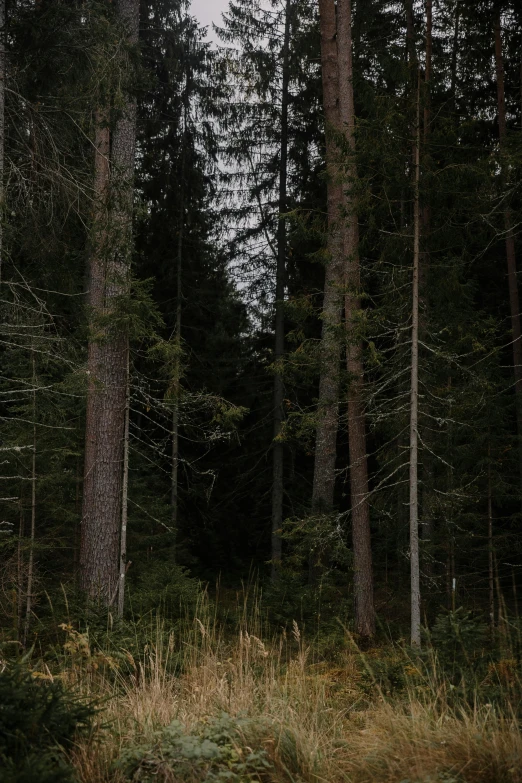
(3, 595, 522, 783)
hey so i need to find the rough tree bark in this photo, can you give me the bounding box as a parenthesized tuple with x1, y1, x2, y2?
(117, 346, 130, 617)
(313, 0, 344, 517)
(271, 0, 292, 582)
(80, 0, 139, 602)
(337, 0, 374, 638)
(171, 153, 184, 558)
(494, 9, 522, 494)
(410, 74, 421, 648)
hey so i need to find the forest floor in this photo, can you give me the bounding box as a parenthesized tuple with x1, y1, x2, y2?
(43, 596, 522, 783)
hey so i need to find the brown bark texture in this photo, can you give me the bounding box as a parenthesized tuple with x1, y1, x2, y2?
(171, 148, 184, 556)
(117, 347, 130, 617)
(80, 0, 139, 602)
(410, 74, 421, 648)
(337, 0, 374, 638)
(313, 0, 344, 514)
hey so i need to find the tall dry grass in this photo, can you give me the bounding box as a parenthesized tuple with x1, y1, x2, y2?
(60, 600, 522, 783)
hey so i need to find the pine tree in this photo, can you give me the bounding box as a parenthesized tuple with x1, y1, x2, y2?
(337, 0, 374, 638)
(80, 0, 140, 602)
(313, 0, 343, 526)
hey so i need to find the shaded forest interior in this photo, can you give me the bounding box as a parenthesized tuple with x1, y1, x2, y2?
(4, 2, 522, 782)
(1, 0, 522, 674)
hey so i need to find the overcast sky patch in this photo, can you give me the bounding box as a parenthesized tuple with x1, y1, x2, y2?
(191, 0, 229, 41)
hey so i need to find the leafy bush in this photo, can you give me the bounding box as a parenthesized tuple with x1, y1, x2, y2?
(0, 663, 95, 783)
(117, 713, 274, 782)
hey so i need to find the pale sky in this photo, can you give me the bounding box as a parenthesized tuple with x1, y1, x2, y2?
(190, 0, 230, 40)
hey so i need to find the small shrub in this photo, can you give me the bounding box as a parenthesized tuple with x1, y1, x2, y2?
(429, 608, 488, 680)
(131, 562, 203, 620)
(0, 663, 96, 783)
(359, 650, 410, 696)
(117, 712, 274, 782)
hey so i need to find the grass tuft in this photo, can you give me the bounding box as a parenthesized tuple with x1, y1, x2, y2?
(50, 603, 522, 783)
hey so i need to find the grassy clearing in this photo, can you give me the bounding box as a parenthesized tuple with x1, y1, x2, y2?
(39, 596, 522, 783)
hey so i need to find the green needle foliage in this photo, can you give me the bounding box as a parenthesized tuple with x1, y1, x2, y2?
(0, 662, 95, 783)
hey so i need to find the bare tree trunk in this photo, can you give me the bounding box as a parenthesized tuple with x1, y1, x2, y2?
(17, 500, 24, 639)
(421, 0, 431, 268)
(23, 358, 36, 647)
(81, 110, 110, 592)
(410, 73, 421, 648)
(494, 11, 522, 495)
(80, 0, 139, 602)
(313, 0, 344, 518)
(337, 0, 374, 639)
(271, 0, 292, 582)
(420, 0, 433, 560)
(423, 0, 431, 141)
(171, 18, 192, 556)
(117, 347, 130, 618)
(171, 171, 184, 558)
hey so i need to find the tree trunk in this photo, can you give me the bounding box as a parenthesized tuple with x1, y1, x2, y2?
(313, 0, 344, 517)
(23, 358, 36, 647)
(410, 73, 421, 648)
(16, 501, 24, 639)
(494, 10, 522, 495)
(171, 163, 184, 558)
(80, 111, 110, 594)
(171, 19, 192, 558)
(420, 0, 433, 560)
(80, 0, 139, 602)
(117, 347, 130, 618)
(421, 0, 431, 255)
(271, 0, 292, 582)
(337, 0, 374, 639)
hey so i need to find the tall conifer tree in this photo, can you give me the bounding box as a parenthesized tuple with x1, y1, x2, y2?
(313, 0, 343, 523)
(81, 0, 140, 602)
(337, 0, 374, 638)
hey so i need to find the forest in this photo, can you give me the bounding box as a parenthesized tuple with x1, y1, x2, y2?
(1, 0, 522, 781)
